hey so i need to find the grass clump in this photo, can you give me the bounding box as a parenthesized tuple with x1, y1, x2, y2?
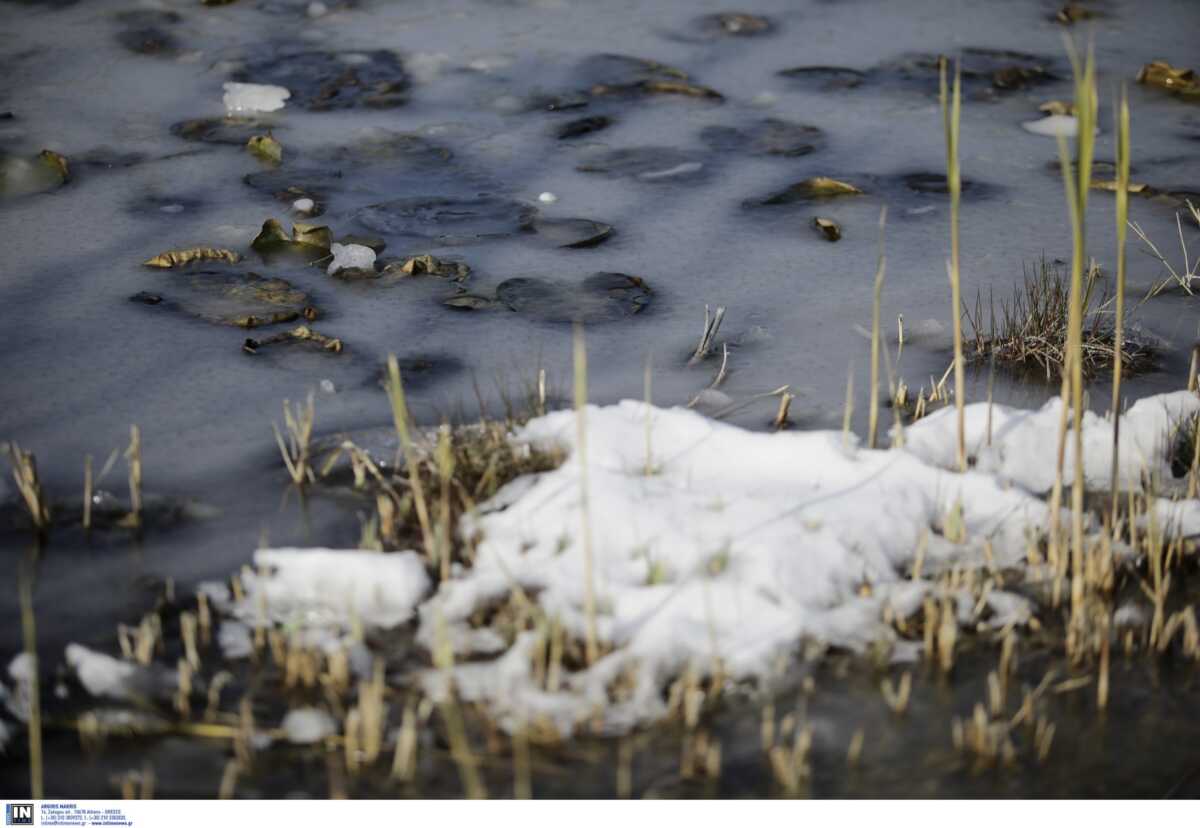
(964, 257, 1155, 381)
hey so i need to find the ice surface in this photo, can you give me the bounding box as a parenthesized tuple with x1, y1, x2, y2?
(1021, 114, 1079, 137)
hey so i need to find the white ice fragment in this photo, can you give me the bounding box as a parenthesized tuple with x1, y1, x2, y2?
(159, 203, 185, 214)
(326, 242, 376, 276)
(65, 643, 138, 701)
(1021, 114, 1093, 138)
(751, 91, 777, 107)
(306, 1, 328, 17)
(320, 378, 336, 394)
(408, 52, 452, 83)
(218, 622, 254, 660)
(222, 82, 291, 115)
(7, 653, 33, 684)
(282, 708, 336, 744)
(637, 161, 703, 181)
(537, 191, 558, 204)
(238, 548, 431, 632)
(292, 197, 316, 214)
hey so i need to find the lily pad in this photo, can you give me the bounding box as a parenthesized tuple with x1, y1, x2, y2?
(147, 270, 317, 328)
(443, 293, 496, 310)
(881, 48, 1056, 97)
(577, 54, 723, 102)
(700, 118, 823, 157)
(522, 216, 613, 248)
(693, 12, 774, 37)
(0, 149, 68, 198)
(750, 176, 864, 206)
(495, 272, 651, 323)
(231, 50, 410, 110)
(556, 116, 614, 140)
(355, 196, 536, 244)
(776, 66, 867, 91)
(172, 117, 281, 145)
(577, 146, 707, 183)
(243, 166, 343, 213)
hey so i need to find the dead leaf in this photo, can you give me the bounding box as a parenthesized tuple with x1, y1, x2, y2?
(251, 218, 332, 254)
(1137, 61, 1200, 99)
(1090, 179, 1150, 194)
(143, 247, 243, 268)
(247, 134, 282, 164)
(443, 294, 494, 310)
(1055, 3, 1094, 24)
(812, 217, 842, 241)
(243, 325, 342, 354)
(39, 149, 69, 180)
(1039, 100, 1075, 116)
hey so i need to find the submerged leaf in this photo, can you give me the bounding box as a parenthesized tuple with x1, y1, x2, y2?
(1137, 61, 1200, 99)
(443, 294, 495, 311)
(243, 325, 342, 354)
(143, 247, 242, 268)
(812, 217, 842, 242)
(247, 134, 283, 164)
(39, 149, 69, 180)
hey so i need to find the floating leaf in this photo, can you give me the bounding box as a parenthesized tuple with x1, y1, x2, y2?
(251, 218, 332, 258)
(1137, 61, 1200, 99)
(1091, 179, 1150, 195)
(143, 270, 316, 328)
(143, 247, 242, 268)
(247, 134, 283, 164)
(1039, 99, 1075, 116)
(758, 176, 863, 205)
(443, 294, 495, 311)
(813, 217, 841, 242)
(292, 222, 332, 250)
(252, 218, 290, 248)
(39, 149, 69, 180)
(1055, 2, 1095, 24)
(243, 325, 342, 354)
(1, 149, 70, 198)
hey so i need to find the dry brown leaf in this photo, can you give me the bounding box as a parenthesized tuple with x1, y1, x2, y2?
(143, 247, 243, 268)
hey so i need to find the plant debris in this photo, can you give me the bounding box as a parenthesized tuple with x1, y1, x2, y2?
(755, 176, 864, 205)
(1136, 61, 1200, 100)
(812, 217, 842, 241)
(964, 258, 1156, 380)
(243, 325, 342, 354)
(247, 134, 283, 164)
(143, 247, 242, 268)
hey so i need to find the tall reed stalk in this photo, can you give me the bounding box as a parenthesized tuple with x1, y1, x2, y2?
(1055, 39, 1097, 623)
(19, 553, 43, 799)
(867, 208, 887, 448)
(1110, 89, 1131, 517)
(573, 325, 600, 667)
(940, 58, 967, 472)
(385, 355, 435, 563)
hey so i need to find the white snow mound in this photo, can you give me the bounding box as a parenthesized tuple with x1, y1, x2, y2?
(222, 82, 291, 115)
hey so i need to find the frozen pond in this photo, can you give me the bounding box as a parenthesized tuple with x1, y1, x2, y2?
(2, 0, 1200, 798)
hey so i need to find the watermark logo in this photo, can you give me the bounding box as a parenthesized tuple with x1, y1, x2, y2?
(4, 804, 34, 826)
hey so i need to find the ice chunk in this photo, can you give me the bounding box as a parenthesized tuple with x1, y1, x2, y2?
(237, 548, 431, 632)
(1020, 114, 1095, 138)
(65, 644, 139, 700)
(282, 708, 336, 744)
(326, 242, 377, 276)
(222, 82, 291, 115)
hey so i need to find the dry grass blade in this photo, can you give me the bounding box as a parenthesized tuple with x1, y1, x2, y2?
(272, 393, 316, 488)
(7, 443, 50, 534)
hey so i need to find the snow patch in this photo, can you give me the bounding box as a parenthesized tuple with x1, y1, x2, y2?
(222, 82, 290, 115)
(326, 242, 376, 276)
